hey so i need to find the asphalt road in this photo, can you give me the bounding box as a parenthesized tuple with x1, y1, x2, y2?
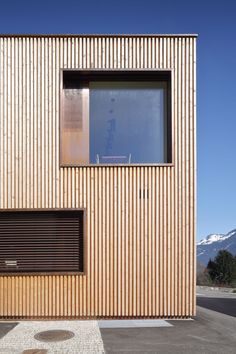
(196, 287, 236, 317)
(0, 322, 17, 339)
(101, 291, 236, 353)
(197, 296, 236, 317)
(101, 306, 236, 353)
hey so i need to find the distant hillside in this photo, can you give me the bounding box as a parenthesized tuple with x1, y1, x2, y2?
(197, 229, 236, 266)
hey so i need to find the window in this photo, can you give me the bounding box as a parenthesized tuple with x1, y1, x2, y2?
(0, 210, 84, 273)
(60, 70, 171, 166)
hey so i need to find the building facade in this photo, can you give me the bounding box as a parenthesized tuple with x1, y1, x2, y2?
(0, 35, 196, 319)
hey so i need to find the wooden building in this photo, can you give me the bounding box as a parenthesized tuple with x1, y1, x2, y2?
(0, 35, 197, 319)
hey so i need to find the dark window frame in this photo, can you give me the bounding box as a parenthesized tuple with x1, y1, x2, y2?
(60, 69, 173, 167)
(0, 209, 86, 276)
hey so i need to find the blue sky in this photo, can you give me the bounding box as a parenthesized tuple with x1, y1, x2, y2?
(0, 0, 236, 240)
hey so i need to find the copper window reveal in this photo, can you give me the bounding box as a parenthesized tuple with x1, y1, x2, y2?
(0, 210, 84, 273)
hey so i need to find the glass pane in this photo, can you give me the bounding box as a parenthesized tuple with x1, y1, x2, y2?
(61, 88, 89, 165)
(90, 81, 167, 164)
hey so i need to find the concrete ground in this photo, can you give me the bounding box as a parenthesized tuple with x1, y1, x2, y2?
(196, 286, 236, 297)
(0, 288, 235, 354)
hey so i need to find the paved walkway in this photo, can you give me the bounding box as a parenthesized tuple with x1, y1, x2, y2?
(0, 321, 104, 354)
(0, 320, 171, 354)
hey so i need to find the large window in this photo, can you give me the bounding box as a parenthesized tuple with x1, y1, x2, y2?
(60, 71, 171, 166)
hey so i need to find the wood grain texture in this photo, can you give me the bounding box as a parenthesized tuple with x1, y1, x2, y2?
(0, 35, 196, 319)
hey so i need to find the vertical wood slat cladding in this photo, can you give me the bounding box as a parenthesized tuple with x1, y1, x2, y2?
(0, 35, 196, 318)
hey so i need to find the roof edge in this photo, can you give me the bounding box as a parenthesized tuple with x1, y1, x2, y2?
(0, 33, 198, 38)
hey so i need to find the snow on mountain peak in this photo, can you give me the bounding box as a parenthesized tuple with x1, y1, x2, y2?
(197, 228, 236, 265)
(198, 234, 223, 245)
(197, 230, 236, 246)
(226, 229, 236, 238)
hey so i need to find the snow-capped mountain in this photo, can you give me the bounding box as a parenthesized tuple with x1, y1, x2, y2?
(197, 229, 236, 266)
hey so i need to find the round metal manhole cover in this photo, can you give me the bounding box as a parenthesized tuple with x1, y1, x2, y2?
(34, 329, 75, 343)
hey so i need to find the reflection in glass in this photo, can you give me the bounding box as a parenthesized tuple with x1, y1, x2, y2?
(90, 82, 167, 164)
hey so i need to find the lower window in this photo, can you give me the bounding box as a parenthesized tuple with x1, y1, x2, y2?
(0, 210, 84, 273)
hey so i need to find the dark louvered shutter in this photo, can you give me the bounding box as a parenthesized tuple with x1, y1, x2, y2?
(0, 210, 83, 273)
